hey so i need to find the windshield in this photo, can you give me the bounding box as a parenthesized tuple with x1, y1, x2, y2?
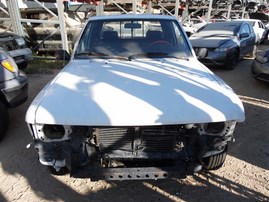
(195, 22, 239, 37)
(75, 18, 192, 59)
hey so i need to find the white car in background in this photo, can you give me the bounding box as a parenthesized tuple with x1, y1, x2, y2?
(182, 23, 198, 37)
(234, 19, 268, 44)
(26, 14, 245, 181)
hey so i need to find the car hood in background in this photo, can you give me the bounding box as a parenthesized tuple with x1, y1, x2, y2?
(26, 58, 245, 126)
(190, 36, 232, 48)
(0, 32, 18, 38)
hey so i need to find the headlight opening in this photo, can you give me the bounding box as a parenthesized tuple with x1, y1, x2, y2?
(199, 121, 236, 136)
(43, 124, 65, 139)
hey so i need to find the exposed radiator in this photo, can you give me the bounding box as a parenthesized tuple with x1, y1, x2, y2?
(96, 127, 134, 150)
(93, 126, 180, 152)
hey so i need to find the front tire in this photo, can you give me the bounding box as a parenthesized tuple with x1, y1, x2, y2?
(225, 50, 239, 70)
(0, 102, 9, 141)
(47, 166, 69, 176)
(202, 147, 227, 170)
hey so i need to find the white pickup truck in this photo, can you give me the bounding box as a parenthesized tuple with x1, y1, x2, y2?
(26, 14, 245, 181)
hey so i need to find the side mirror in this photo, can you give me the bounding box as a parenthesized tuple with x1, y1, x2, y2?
(240, 33, 249, 39)
(55, 50, 71, 61)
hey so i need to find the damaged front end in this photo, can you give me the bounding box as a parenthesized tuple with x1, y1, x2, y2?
(28, 121, 236, 181)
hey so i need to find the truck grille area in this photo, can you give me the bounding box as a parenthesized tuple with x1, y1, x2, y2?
(92, 126, 181, 152)
(96, 128, 134, 151)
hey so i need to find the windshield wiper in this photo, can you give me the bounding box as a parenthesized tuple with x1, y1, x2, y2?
(128, 52, 189, 60)
(128, 52, 168, 59)
(75, 51, 129, 60)
(75, 51, 108, 57)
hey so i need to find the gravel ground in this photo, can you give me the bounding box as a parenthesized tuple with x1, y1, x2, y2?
(0, 45, 268, 202)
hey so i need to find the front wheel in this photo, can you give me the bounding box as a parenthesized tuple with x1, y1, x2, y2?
(0, 102, 9, 141)
(225, 50, 239, 70)
(47, 166, 69, 176)
(202, 147, 227, 170)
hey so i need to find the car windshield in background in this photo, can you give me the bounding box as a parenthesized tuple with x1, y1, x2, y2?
(75, 19, 192, 59)
(195, 22, 241, 37)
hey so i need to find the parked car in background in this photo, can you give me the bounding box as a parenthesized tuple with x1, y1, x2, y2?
(182, 23, 198, 37)
(182, 21, 207, 37)
(0, 49, 28, 141)
(249, 11, 269, 28)
(251, 48, 269, 82)
(0, 32, 33, 69)
(26, 14, 245, 181)
(190, 21, 256, 70)
(234, 19, 268, 44)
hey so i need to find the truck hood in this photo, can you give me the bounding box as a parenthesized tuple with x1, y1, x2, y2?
(26, 58, 245, 126)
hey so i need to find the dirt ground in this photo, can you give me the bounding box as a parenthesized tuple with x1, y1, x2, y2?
(0, 45, 269, 202)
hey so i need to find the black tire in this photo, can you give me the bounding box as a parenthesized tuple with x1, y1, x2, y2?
(202, 147, 227, 170)
(225, 50, 239, 70)
(47, 166, 69, 176)
(0, 102, 9, 141)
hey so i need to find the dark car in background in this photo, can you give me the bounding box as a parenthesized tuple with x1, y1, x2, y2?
(0, 49, 28, 141)
(252, 48, 269, 82)
(190, 21, 256, 70)
(0, 32, 33, 69)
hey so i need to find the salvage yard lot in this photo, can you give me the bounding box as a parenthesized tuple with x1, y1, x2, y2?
(0, 45, 268, 201)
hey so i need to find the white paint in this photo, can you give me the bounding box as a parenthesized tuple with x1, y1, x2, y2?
(26, 58, 245, 126)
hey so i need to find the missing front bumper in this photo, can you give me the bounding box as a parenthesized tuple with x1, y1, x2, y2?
(70, 163, 194, 181)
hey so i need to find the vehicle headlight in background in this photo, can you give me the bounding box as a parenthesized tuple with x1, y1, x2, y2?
(213, 40, 235, 52)
(255, 55, 268, 63)
(1, 59, 16, 72)
(214, 45, 233, 52)
(43, 124, 65, 139)
(255, 49, 269, 64)
(15, 37, 26, 46)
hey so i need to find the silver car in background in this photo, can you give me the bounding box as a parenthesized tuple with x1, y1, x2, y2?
(190, 21, 256, 70)
(252, 48, 269, 82)
(0, 49, 28, 140)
